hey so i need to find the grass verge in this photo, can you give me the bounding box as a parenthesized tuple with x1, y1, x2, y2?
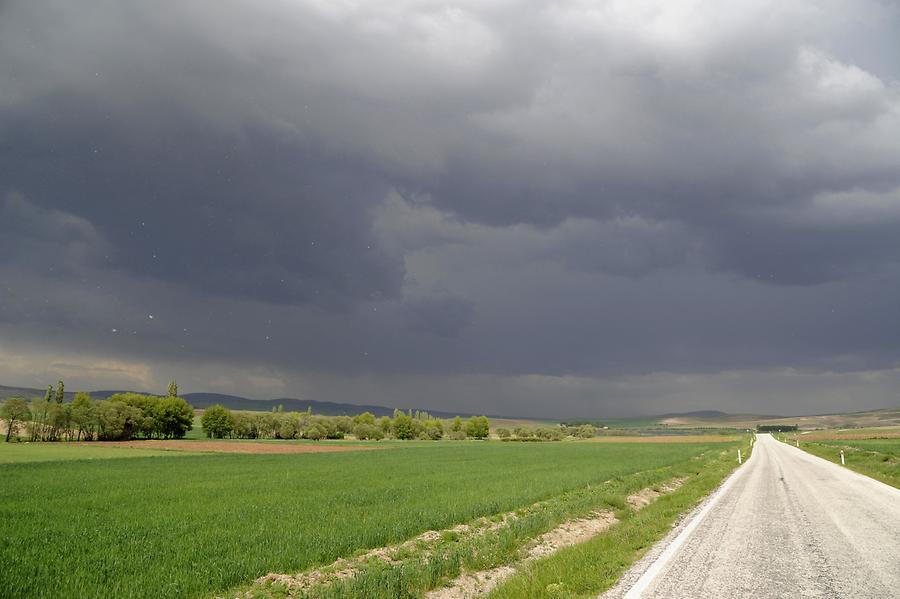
(484, 441, 749, 599)
(787, 437, 900, 489)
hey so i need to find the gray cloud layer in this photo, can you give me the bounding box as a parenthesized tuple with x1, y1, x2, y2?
(2, 0, 900, 416)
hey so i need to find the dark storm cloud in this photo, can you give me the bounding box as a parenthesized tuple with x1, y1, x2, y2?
(2, 0, 900, 415)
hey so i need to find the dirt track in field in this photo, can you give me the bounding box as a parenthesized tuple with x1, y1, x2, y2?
(87, 440, 380, 454)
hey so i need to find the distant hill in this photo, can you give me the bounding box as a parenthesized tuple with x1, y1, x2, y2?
(182, 392, 411, 417)
(657, 407, 900, 430)
(658, 410, 731, 419)
(0, 385, 478, 419)
(3, 383, 898, 427)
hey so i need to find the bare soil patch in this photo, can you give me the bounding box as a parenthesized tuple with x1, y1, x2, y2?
(425, 511, 617, 599)
(626, 477, 688, 510)
(86, 440, 379, 454)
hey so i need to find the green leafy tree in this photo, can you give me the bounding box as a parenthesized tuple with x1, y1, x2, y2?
(110, 393, 160, 438)
(95, 401, 143, 440)
(306, 423, 327, 440)
(55, 380, 65, 404)
(464, 416, 490, 439)
(451, 416, 463, 432)
(496, 428, 511, 439)
(353, 411, 376, 426)
(47, 402, 72, 441)
(71, 392, 95, 440)
(167, 380, 178, 397)
(155, 397, 194, 439)
(353, 423, 384, 440)
(1, 398, 31, 442)
(201, 404, 235, 439)
(424, 419, 444, 440)
(277, 413, 302, 439)
(30, 396, 48, 441)
(392, 409, 414, 440)
(232, 412, 258, 438)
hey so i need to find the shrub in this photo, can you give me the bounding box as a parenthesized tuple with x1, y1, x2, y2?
(201, 405, 235, 439)
(353, 411, 376, 426)
(232, 412, 259, 438)
(464, 415, 490, 439)
(393, 410, 415, 440)
(306, 423, 327, 440)
(353, 423, 383, 440)
(448, 430, 467, 440)
(575, 424, 597, 439)
(535, 427, 564, 441)
(496, 428, 511, 439)
(155, 397, 195, 439)
(425, 420, 444, 440)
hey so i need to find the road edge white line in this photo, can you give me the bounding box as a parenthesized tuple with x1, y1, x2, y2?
(621, 444, 756, 599)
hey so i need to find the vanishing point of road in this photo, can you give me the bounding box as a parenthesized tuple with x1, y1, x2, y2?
(609, 432, 900, 598)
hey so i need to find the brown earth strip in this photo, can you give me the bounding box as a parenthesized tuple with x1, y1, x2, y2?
(244, 475, 688, 599)
(423, 511, 619, 599)
(84, 440, 379, 454)
(430, 476, 690, 599)
(626, 477, 688, 509)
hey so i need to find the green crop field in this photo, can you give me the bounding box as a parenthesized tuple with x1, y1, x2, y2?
(813, 438, 900, 458)
(0, 440, 744, 599)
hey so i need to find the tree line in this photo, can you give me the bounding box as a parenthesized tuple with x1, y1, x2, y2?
(2, 384, 602, 443)
(756, 424, 798, 432)
(200, 405, 492, 441)
(0, 380, 194, 441)
(495, 424, 597, 441)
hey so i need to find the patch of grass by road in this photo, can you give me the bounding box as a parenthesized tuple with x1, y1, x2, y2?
(791, 437, 900, 489)
(1, 441, 727, 599)
(485, 439, 751, 599)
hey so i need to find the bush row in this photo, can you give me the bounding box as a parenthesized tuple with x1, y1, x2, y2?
(201, 406, 492, 441)
(495, 424, 597, 441)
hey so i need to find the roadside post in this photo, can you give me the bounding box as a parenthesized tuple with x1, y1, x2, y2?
(738, 449, 742, 464)
(840, 450, 845, 465)
(796, 440, 799, 447)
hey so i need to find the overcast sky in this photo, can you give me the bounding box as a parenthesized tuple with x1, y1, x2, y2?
(2, 0, 900, 417)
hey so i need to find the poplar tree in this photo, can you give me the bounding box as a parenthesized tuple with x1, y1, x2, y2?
(55, 380, 65, 404)
(167, 380, 178, 397)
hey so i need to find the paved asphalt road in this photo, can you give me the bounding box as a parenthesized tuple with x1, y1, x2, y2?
(612, 433, 900, 599)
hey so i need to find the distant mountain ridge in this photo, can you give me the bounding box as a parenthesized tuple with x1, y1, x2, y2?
(2, 384, 898, 425)
(182, 392, 417, 418)
(0, 385, 479, 419)
(657, 409, 784, 420)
